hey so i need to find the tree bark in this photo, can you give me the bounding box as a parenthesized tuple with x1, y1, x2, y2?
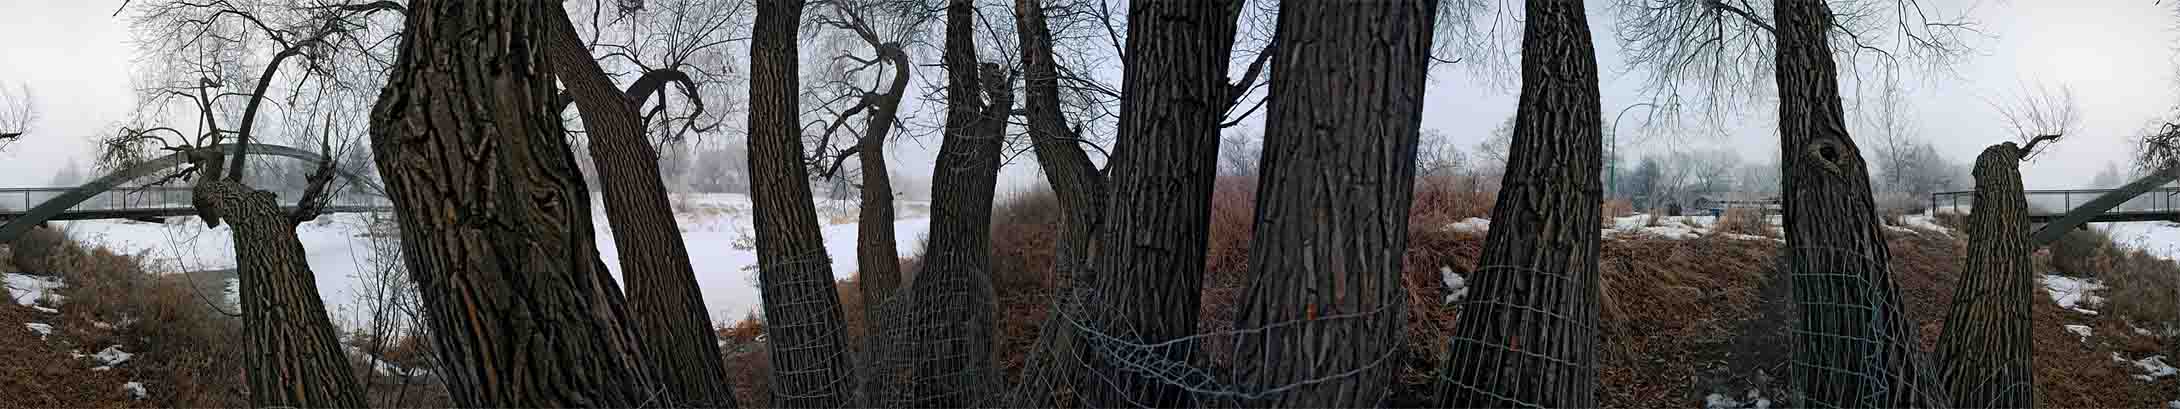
(899, 1, 1013, 405)
(1079, 1, 1240, 406)
(367, 1, 654, 406)
(205, 179, 366, 408)
(1935, 143, 2035, 408)
(850, 38, 911, 408)
(747, 0, 861, 406)
(540, 3, 738, 407)
(1773, 1, 1943, 407)
(1437, 0, 1602, 407)
(1231, 1, 1436, 406)
(1005, 0, 1107, 405)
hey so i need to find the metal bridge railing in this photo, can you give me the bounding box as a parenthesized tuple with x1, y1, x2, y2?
(1931, 187, 2180, 217)
(0, 186, 392, 214)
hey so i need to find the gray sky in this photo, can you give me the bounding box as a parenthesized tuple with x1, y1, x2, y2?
(1, 1, 2172, 192)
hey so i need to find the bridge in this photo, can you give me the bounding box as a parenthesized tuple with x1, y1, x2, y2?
(0, 143, 388, 242)
(0, 186, 391, 223)
(1931, 187, 2180, 224)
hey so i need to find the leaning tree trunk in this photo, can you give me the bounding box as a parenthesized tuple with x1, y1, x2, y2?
(540, 4, 739, 407)
(1774, 1, 1943, 407)
(852, 46, 910, 407)
(1934, 143, 2035, 408)
(899, 1, 1013, 404)
(1003, 0, 1108, 406)
(1231, 1, 1437, 407)
(367, 0, 654, 406)
(1078, 1, 1241, 407)
(1437, 0, 1602, 406)
(202, 179, 366, 408)
(747, 0, 862, 406)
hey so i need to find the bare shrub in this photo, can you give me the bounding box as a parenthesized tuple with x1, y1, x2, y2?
(1712, 207, 1768, 237)
(8, 226, 67, 273)
(1601, 198, 1635, 222)
(43, 236, 244, 407)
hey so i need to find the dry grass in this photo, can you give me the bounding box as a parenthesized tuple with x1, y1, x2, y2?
(8, 225, 67, 273)
(1601, 198, 1635, 222)
(1711, 207, 1770, 237)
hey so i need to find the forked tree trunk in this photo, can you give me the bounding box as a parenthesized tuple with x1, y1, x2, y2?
(1935, 143, 2035, 408)
(853, 49, 910, 407)
(747, 0, 862, 406)
(1437, 0, 1602, 406)
(541, 3, 738, 407)
(367, 0, 654, 406)
(1080, 1, 1240, 406)
(204, 179, 366, 408)
(1773, 1, 1943, 406)
(1230, 1, 1437, 406)
(1005, 0, 1108, 405)
(902, 1, 1013, 404)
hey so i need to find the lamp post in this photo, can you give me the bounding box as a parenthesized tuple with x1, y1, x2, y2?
(1608, 102, 1660, 199)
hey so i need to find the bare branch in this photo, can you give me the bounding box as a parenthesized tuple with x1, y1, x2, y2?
(1986, 81, 2077, 160)
(0, 82, 33, 149)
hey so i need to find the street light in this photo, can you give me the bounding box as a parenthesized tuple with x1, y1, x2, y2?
(1608, 102, 1661, 199)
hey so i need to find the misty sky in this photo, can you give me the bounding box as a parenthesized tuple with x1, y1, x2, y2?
(0, 1, 2173, 192)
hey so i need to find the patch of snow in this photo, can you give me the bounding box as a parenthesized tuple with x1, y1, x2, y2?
(2113, 352, 2179, 381)
(1440, 267, 1467, 304)
(2064, 324, 2092, 341)
(2091, 222, 2180, 264)
(1445, 218, 1491, 235)
(1703, 389, 1773, 409)
(92, 345, 132, 369)
(345, 345, 431, 378)
(1705, 393, 1742, 409)
(120, 381, 147, 400)
(4, 273, 63, 307)
(2168, 400, 2180, 409)
(24, 323, 52, 340)
(2042, 274, 2106, 315)
(31, 305, 57, 314)
(1899, 214, 1952, 235)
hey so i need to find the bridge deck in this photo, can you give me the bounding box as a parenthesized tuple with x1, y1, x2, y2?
(0, 205, 395, 222)
(2027, 210, 2180, 224)
(0, 186, 393, 224)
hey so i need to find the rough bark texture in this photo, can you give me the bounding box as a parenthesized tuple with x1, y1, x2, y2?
(900, 1, 1013, 405)
(1230, 1, 1436, 406)
(367, 0, 654, 406)
(541, 3, 738, 407)
(207, 179, 366, 408)
(853, 41, 909, 408)
(1773, 1, 1943, 407)
(1437, 0, 1602, 406)
(1080, 1, 1240, 406)
(1005, 0, 1107, 406)
(748, 0, 861, 406)
(1935, 143, 2035, 408)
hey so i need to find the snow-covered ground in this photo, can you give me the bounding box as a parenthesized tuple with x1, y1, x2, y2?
(39, 193, 931, 328)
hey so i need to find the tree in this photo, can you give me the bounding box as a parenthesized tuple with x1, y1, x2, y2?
(1934, 83, 2075, 408)
(1418, 128, 1468, 179)
(691, 142, 752, 193)
(2093, 161, 2123, 188)
(1438, 0, 1604, 406)
(1228, 0, 1437, 405)
(745, 0, 861, 405)
(1006, 0, 1111, 405)
(897, 0, 1014, 404)
(542, 1, 740, 405)
(368, 0, 657, 405)
(1078, 0, 1242, 406)
(0, 82, 33, 148)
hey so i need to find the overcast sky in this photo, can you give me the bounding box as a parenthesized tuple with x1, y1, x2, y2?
(0, 1, 2173, 192)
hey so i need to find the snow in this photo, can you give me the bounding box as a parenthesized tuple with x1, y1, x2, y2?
(30, 306, 56, 314)
(1703, 390, 1771, 409)
(345, 346, 430, 378)
(1899, 214, 1953, 235)
(2042, 274, 2105, 315)
(2114, 352, 2179, 381)
(24, 322, 52, 340)
(91, 345, 132, 370)
(2091, 221, 2180, 263)
(2064, 324, 2093, 341)
(1440, 267, 1467, 304)
(1604, 215, 1781, 241)
(120, 381, 146, 400)
(1445, 218, 1490, 235)
(4, 273, 63, 306)
(51, 193, 932, 328)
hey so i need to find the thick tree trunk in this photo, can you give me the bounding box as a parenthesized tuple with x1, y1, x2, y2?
(1935, 143, 2035, 408)
(1773, 1, 1943, 407)
(1437, 0, 1602, 406)
(900, 1, 1013, 405)
(853, 41, 910, 407)
(367, 1, 654, 406)
(1005, 0, 1107, 405)
(749, 0, 862, 406)
(540, 4, 738, 407)
(204, 179, 366, 408)
(1079, 1, 1240, 406)
(1231, 1, 1437, 406)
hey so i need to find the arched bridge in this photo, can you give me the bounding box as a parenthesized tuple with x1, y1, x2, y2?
(0, 143, 389, 242)
(1934, 167, 2180, 247)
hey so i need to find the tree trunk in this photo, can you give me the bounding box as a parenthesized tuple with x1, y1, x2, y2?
(367, 1, 654, 406)
(854, 39, 909, 407)
(1935, 143, 2035, 408)
(540, 3, 738, 407)
(1231, 1, 1436, 406)
(747, 0, 863, 406)
(1005, 0, 1107, 405)
(1773, 1, 1943, 407)
(1079, 1, 1240, 406)
(204, 179, 366, 408)
(896, 1, 1013, 405)
(1437, 0, 1602, 406)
